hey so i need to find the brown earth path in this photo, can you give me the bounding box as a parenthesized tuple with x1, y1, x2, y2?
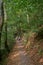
(5, 38, 35, 65)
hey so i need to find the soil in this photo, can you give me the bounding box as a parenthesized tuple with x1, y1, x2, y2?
(3, 37, 43, 65)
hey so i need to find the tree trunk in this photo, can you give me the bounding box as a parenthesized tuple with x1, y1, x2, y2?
(0, 2, 4, 61)
(5, 23, 10, 53)
(0, 2, 4, 44)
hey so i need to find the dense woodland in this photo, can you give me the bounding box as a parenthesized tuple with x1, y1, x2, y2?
(0, 0, 43, 65)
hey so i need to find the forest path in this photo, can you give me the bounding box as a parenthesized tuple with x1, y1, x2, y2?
(6, 37, 35, 65)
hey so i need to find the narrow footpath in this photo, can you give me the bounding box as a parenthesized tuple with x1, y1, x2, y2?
(5, 38, 36, 65)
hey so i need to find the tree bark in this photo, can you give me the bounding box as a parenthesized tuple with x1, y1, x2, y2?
(5, 23, 10, 53)
(0, 1, 4, 62)
(0, 2, 4, 44)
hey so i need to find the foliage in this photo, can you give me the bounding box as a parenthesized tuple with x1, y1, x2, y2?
(1, 0, 43, 63)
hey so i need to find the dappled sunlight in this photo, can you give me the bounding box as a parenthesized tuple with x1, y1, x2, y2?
(13, 53, 20, 57)
(5, 37, 43, 65)
(9, 50, 28, 60)
(6, 39, 30, 65)
(23, 52, 28, 56)
(39, 58, 43, 63)
(14, 46, 24, 49)
(9, 52, 20, 59)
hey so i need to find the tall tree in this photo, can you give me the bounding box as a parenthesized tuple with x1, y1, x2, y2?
(0, 1, 4, 45)
(0, 0, 4, 61)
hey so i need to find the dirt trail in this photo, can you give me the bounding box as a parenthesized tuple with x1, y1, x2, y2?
(5, 38, 35, 65)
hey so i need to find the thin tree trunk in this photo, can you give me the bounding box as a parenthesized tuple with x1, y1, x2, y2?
(0, 1, 4, 62)
(0, 2, 4, 44)
(5, 23, 10, 53)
